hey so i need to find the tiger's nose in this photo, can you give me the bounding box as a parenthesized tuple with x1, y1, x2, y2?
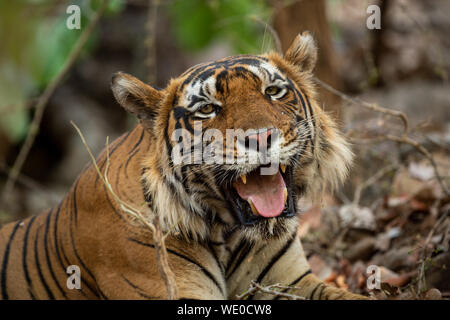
(244, 128, 275, 151)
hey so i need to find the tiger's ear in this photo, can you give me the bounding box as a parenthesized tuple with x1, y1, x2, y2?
(111, 72, 163, 128)
(284, 32, 318, 73)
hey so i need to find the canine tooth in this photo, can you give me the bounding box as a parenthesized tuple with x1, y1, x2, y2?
(241, 174, 247, 184)
(284, 188, 288, 204)
(280, 164, 286, 173)
(248, 199, 258, 215)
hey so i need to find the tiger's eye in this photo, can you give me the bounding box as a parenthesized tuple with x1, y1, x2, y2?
(199, 104, 215, 114)
(265, 86, 280, 96)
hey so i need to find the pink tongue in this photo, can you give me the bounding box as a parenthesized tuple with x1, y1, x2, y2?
(234, 170, 286, 218)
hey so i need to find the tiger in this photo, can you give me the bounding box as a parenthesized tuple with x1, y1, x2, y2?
(0, 32, 366, 300)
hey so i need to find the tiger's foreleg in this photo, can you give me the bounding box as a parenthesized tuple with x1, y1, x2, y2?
(229, 234, 367, 300)
(288, 272, 367, 300)
(280, 238, 368, 300)
(91, 236, 227, 300)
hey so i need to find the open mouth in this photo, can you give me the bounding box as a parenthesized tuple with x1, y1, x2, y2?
(222, 164, 296, 226)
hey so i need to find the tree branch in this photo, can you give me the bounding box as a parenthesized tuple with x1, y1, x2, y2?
(237, 281, 306, 300)
(315, 78, 449, 196)
(315, 77, 409, 134)
(1, 0, 107, 202)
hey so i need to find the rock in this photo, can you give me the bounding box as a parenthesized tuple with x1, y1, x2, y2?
(371, 246, 417, 271)
(424, 288, 442, 300)
(344, 237, 376, 262)
(408, 162, 434, 181)
(425, 252, 450, 292)
(379, 266, 399, 282)
(375, 227, 402, 251)
(338, 204, 376, 230)
(308, 254, 333, 281)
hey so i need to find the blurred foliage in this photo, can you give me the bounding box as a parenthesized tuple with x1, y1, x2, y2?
(0, 0, 122, 143)
(168, 0, 272, 54)
(0, 0, 273, 143)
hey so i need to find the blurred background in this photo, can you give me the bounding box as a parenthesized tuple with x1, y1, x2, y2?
(0, 0, 449, 299)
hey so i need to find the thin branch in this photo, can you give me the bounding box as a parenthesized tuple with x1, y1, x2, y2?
(237, 281, 306, 300)
(353, 163, 398, 206)
(384, 134, 449, 195)
(417, 208, 449, 293)
(316, 78, 449, 196)
(315, 77, 409, 135)
(250, 15, 282, 54)
(152, 214, 178, 299)
(0, 161, 60, 204)
(1, 0, 107, 203)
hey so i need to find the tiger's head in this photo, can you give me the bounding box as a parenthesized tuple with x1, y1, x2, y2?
(111, 33, 352, 242)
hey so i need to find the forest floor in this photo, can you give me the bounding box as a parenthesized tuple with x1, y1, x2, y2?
(300, 104, 450, 299)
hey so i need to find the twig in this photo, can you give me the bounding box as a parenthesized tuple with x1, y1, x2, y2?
(316, 78, 449, 196)
(71, 121, 179, 299)
(353, 163, 398, 206)
(384, 134, 449, 195)
(1, 0, 107, 203)
(0, 161, 60, 205)
(152, 214, 178, 299)
(250, 15, 282, 54)
(237, 281, 306, 300)
(417, 208, 449, 294)
(315, 78, 409, 135)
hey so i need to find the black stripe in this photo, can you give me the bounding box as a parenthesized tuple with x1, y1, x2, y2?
(317, 283, 326, 300)
(53, 202, 91, 298)
(68, 197, 100, 297)
(207, 243, 224, 274)
(226, 242, 253, 280)
(333, 291, 347, 300)
(309, 282, 322, 300)
(164, 115, 174, 168)
(248, 233, 296, 300)
(128, 238, 225, 297)
(22, 215, 38, 300)
(210, 241, 225, 246)
(53, 202, 67, 274)
(294, 87, 312, 154)
(290, 269, 312, 287)
(125, 127, 145, 179)
(1, 221, 22, 299)
(43, 210, 66, 298)
(141, 167, 153, 206)
(34, 225, 55, 299)
(178, 56, 266, 93)
(121, 275, 156, 299)
(72, 179, 80, 225)
(69, 228, 98, 295)
(95, 284, 108, 300)
(94, 130, 131, 187)
(225, 240, 246, 272)
(53, 201, 87, 299)
(304, 95, 316, 155)
(97, 289, 109, 300)
(273, 269, 312, 300)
